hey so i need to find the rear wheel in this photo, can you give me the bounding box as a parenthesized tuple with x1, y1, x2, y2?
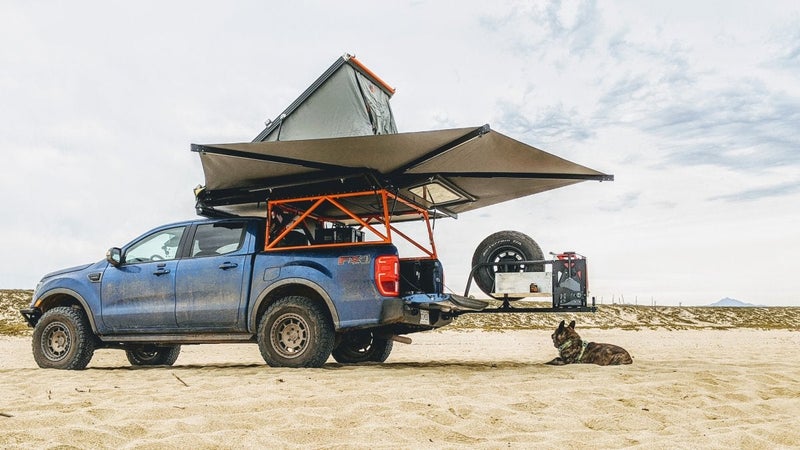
(32, 306, 95, 370)
(257, 295, 334, 368)
(126, 345, 181, 366)
(471, 230, 544, 298)
(332, 330, 393, 364)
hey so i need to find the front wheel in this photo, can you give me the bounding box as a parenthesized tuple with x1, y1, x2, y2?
(332, 331, 393, 364)
(257, 296, 334, 368)
(32, 306, 96, 370)
(125, 345, 181, 366)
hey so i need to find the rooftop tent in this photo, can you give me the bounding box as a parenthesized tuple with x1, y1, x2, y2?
(253, 54, 397, 142)
(192, 125, 614, 220)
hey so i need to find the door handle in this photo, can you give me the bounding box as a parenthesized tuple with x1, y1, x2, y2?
(219, 262, 239, 270)
(153, 268, 171, 276)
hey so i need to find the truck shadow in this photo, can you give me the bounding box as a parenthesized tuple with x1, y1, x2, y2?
(327, 361, 547, 371)
(84, 361, 550, 371)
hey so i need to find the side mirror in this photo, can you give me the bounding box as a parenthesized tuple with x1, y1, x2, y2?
(106, 247, 122, 267)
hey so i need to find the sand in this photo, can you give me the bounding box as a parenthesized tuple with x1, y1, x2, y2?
(1, 328, 799, 449)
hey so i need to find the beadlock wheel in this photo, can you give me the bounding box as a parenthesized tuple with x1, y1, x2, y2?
(41, 322, 71, 362)
(32, 306, 95, 370)
(257, 295, 335, 368)
(270, 312, 310, 359)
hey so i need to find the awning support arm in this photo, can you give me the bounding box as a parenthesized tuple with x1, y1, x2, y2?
(390, 124, 491, 174)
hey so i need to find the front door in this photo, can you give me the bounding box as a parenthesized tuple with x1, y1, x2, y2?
(101, 226, 186, 332)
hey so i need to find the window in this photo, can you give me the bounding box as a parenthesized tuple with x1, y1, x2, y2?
(125, 227, 185, 264)
(190, 222, 245, 258)
(409, 180, 466, 205)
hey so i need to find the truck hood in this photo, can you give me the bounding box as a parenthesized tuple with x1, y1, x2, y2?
(41, 263, 94, 280)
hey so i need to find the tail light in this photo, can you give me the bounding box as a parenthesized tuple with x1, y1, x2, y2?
(375, 255, 399, 297)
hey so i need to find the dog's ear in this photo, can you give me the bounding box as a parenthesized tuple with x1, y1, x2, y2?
(568, 320, 576, 329)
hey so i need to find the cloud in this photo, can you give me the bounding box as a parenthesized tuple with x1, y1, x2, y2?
(479, 0, 602, 57)
(542, 0, 601, 56)
(767, 17, 800, 69)
(596, 190, 642, 212)
(495, 101, 594, 143)
(589, 29, 800, 173)
(707, 180, 800, 203)
(649, 80, 800, 171)
(2, 0, 800, 306)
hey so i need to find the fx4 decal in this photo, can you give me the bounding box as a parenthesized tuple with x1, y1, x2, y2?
(338, 255, 371, 265)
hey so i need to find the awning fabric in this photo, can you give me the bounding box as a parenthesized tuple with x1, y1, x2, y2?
(192, 125, 613, 220)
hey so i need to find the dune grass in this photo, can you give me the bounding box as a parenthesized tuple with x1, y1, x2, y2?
(1, 290, 797, 336)
(448, 300, 800, 331)
(0, 290, 33, 336)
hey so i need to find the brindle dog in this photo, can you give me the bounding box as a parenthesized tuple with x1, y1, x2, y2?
(546, 320, 632, 366)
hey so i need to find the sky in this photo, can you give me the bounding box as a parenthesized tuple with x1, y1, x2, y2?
(1, 1, 798, 306)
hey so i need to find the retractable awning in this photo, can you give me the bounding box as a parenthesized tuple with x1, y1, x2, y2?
(192, 124, 613, 219)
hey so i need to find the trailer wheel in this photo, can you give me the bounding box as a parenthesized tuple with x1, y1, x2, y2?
(126, 345, 181, 366)
(471, 230, 544, 298)
(257, 295, 334, 368)
(32, 306, 95, 370)
(332, 330, 393, 364)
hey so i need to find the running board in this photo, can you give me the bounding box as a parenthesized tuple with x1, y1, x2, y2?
(98, 333, 255, 344)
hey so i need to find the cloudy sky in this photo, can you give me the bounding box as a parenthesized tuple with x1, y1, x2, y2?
(1, 1, 798, 305)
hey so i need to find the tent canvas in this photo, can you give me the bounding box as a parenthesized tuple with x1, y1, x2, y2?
(253, 54, 397, 142)
(192, 125, 613, 220)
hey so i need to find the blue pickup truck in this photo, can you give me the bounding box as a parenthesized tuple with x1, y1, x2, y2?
(21, 190, 492, 370)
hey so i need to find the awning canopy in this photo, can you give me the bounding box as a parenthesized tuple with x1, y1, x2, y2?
(192, 124, 613, 220)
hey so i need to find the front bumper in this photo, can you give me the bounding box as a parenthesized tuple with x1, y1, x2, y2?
(20, 307, 42, 328)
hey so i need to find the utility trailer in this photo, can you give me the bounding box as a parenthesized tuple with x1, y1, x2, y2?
(463, 253, 596, 314)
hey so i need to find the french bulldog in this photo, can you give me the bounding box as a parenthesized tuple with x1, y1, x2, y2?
(546, 320, 632, 365)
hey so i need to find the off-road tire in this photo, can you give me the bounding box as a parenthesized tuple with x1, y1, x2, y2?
(257, 295, 334, 368)
(125, 345, 181, 366)
(332, 331, 393, 364)
(471, 230, 544, 298)
(32, 306, 96, 370)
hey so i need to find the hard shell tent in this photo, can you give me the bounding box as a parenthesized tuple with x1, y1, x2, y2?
(253, 54, 397, 142)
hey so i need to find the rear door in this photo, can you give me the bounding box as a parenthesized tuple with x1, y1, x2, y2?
(175, 221, 249, 331)
(101, 226, 187, 332)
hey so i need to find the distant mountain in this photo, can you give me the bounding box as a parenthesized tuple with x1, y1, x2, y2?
(707, 297, 760, 307)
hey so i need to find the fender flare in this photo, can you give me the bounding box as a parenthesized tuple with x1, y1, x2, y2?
(249, 278, 340, 332)
(34, 287, 100, 334)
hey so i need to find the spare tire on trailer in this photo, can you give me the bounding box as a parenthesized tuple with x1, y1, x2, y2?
(471, 230, 544, 298)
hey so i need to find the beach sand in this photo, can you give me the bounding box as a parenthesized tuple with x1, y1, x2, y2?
(1, 328, 798, 449)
